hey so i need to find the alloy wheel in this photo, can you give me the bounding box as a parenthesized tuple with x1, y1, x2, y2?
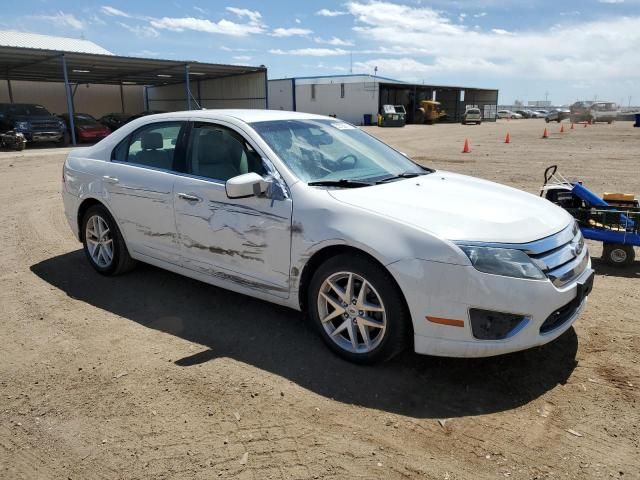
(85, 214, 114, 268)
(317, 271, 387, 354)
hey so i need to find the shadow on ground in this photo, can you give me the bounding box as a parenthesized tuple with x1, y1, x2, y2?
(31, 250, 579, 419)
(591, 257, 640, 278)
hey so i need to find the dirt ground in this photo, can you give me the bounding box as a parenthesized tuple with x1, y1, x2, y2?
(0, 119, 638, 480)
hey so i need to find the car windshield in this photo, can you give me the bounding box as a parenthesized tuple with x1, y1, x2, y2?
(251, 119, 428, 183)
(73, 114, 99, 126)
(8, 104, 51, 116)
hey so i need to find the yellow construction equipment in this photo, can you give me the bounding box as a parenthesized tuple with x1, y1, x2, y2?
(416, 100, 447, 125)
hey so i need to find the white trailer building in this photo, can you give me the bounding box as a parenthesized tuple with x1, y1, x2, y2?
(269, 74, 499, 125)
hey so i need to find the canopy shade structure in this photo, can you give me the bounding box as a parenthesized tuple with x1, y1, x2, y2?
(0, 44, 267, 144)
(0, 46, 265, 86)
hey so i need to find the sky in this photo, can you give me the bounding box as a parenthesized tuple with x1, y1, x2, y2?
(3, 0, 640, 105)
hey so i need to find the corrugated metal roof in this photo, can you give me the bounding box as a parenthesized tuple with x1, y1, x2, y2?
(271, 74, 406, 85)
(0, 30, 112, 55)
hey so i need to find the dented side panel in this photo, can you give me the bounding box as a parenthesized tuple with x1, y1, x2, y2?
(104, 162, 180, 263)
(173, 175, 293, 298)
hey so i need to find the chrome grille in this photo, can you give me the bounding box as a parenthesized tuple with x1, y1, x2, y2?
(31, 120, 61, 131)
(528, 224, 588, 287)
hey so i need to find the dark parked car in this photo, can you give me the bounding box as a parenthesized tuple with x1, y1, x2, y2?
(58, 113, 111, 143)
(98, 112, 133, 131)
(0, 103, 67, 146)
(545, 109, 570, 123)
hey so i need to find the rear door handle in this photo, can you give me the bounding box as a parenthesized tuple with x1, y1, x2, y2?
(102, 175, 119, 184)
(177, 193, 202, 202)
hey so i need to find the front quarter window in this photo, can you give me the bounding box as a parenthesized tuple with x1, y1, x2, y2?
(251, 119, 428, 184)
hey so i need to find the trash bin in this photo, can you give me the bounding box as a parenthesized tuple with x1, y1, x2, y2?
(634, 113, 640, 128)
(363, 114, 372, 126)
(377, 105, 406, 127)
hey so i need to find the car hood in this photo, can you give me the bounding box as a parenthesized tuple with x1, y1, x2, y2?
(11, 115, 59, 122)
(327, 171, 572, 244)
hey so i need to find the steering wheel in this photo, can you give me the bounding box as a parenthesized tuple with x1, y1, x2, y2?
(322, 153, 358, 171)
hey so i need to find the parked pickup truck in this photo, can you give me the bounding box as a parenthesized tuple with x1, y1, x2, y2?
(0, 103, 67, 146)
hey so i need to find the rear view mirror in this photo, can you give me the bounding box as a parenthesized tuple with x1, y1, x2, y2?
(225, 172, 270, 199)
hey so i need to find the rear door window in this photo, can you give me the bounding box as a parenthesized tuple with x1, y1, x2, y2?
(112, 122, 185, 171)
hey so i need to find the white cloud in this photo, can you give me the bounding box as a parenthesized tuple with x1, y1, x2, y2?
(150, 16, 265, 36)
(314, 36, 354, 46)
(473, 12, 487, 18)
(220, 46, 255, 52)
(269, 48, 349, 56)
(271, 27, 312, 37)
(295, 18, 301, 24)
(599, 0, 624, 3)
(35, 11, 85, 30)
(491, 28, 514, 35)
(100, 6, 130, 18)
(225, 7, 262, 24)
(193, 6, 207, 14)
(118, 22, 159, 38)
(345, 1, 640, 81)
(316, 8, 348, 17)
(232, 55, 252, 61)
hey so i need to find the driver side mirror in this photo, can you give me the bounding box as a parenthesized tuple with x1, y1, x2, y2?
(225, 172, 270, 199)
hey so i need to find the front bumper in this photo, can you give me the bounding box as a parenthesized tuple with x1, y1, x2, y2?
(388, 253, 592, 358)
(24, 131, 64, 142)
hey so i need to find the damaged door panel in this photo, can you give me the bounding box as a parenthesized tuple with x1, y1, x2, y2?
(174, 121, 293, 297)
(105, 121, 186, 262)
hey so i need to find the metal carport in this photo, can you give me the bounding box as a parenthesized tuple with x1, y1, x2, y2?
(0, 45, 267, 144)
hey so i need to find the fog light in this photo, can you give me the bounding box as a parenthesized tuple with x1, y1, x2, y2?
(469, 309, 528, 340)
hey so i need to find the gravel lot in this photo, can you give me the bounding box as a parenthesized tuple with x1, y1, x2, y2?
(1, 119, 638, 479)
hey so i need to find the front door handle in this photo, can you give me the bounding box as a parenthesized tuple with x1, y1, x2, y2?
(177, 192, 202, 202)
(102, 175, 119, 184)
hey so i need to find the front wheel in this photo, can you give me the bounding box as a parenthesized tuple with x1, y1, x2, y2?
(602, 243, 635, 267)
(308, 254, 411, 364)
(81, 204, 136, 275)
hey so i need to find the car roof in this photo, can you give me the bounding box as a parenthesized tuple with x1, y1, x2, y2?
(139, 109, 331, 124)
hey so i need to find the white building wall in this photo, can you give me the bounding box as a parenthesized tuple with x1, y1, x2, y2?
(0, 80, 144, 117)
(268, 79, 294, 111)
(147, 71, 267, 112)
(295, 80, 379, 125)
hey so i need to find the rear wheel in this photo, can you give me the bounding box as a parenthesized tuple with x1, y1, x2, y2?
(308, 254, 411, 364)
(602, 243, 635, 267)
(81, 204, 136, 275)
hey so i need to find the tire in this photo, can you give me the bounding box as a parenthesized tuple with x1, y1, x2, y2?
(477, 122, 481, 125)
(14, 142, 26, 151)
(81, 204, 136, 275)
(307, 253, 411, 364)
(545, 118, 550, 123)
(602, 243, 635, 267)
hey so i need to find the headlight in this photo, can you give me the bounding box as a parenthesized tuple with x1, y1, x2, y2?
(458, 245, 546, 280)
(14, 121, 29, 131)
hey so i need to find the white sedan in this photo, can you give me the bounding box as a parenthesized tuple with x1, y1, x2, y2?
(62, 110, 593, 363)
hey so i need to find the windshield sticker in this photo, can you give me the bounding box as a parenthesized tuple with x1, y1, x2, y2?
(331, 122, 356, 130)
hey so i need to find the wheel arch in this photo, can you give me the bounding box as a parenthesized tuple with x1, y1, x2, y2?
(76, 197, 119, 242)
(297, 245, 412, 333)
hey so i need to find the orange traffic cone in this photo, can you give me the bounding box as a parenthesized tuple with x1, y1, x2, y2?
(571, 123, 575, 130)
(462, 138, 471, 153)
(542, 128, 549, 139)
(504, 132, 511, 144)
(560, 124, 565, 133)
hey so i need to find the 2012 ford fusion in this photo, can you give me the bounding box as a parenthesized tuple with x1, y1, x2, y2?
(62, 110, 594, 363)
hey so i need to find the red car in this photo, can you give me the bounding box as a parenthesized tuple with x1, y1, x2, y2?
(59, 113, 111, 143)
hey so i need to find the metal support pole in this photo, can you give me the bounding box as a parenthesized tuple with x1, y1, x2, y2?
(61, 55, 76, 145)
(263, 71, 269, 109)
(7, 79, 14, 103)
(119, 82, 125, 113)
(143, 86, 149, 111)
(185, 64, 191, 111)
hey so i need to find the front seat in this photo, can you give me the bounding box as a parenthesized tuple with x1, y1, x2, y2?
(136, 132, 171, 169)
(196, 130, 244, 181)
